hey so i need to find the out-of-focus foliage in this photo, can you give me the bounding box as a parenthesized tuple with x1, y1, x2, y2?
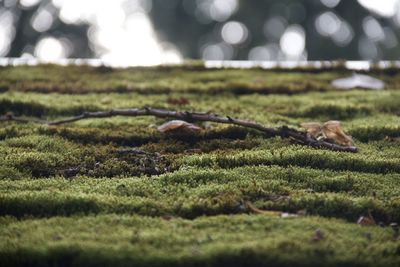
(1, 0, 400, 62)
(149, 0, 400, 60)
(0, 0, 91, 58)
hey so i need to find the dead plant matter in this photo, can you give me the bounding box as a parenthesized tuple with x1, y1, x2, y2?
(0, 107, 358, 153)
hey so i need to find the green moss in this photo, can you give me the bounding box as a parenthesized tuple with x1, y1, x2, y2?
(1, 214, 400, 267)
(299, 104, 372, 120)
(1, 65, 400, 266)
(0, 99, 48, 117)
(1, 165, 399, 221)
(178, 144, 400, 174)
(350, 126, 400, 142)
(38, 126, 159, 146)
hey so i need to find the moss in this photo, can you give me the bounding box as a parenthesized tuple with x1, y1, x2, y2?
(0, 166, 26, 180)
(1, 65, 400, 266)
(0, 83, 9, 93)
(38, 126, 158, 146)
(350, 126, 400, 142)
(1, 165, 399, 221)
(299, 104, 372, 120)
(0, 125, 26, 140)
(374, 93, 400, 115)
(178, 145, 400, 174)
(0, 65, 353, 95)
(0, 99, 48, 117)
(1, 214, 400, 267)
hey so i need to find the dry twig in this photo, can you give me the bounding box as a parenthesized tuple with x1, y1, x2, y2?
(0, 107, 358, 152)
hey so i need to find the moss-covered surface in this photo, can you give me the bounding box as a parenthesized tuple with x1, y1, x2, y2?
(0, 64, 400, 266)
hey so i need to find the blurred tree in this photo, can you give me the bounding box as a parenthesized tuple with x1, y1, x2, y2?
(2, 0, 91, 58)
(1, 0, 400, 60)
(149, 0, 400, 60)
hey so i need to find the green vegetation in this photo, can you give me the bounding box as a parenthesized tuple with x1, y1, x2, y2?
(0, 64, 399, 266)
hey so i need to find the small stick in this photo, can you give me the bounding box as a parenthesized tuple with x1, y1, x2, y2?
(0, 107, 358, 153)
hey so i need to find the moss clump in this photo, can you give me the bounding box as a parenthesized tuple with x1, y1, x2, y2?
(350, 126, 400, 142)
(1, 165, 399, 221)
(0, 99, 48, 117)
(1, 214, 400, 267)
(299, 104, 372, 120)
(1, 65, 400, 266)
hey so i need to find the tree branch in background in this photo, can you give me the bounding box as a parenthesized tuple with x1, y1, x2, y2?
(0, 107, 358, 153)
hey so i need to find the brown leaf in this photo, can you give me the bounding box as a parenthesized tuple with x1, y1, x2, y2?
(357, 211, 376, 226)
(157, 120, 201, 133)
(357, 216, 376, 226)
(322, 120, 353, 146)
(301, 122, 322, 138)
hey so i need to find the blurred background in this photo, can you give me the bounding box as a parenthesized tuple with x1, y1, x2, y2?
(1, 0, 400, 66)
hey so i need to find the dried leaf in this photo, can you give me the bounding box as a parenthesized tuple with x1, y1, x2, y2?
(322, 120, 353, 146)
(332, 73, 385, 90)
(357, 216, 376, 226)
(301, 120, 354, 147)
(245, 201, 281, 217)
(157, 120, 201, 133)
(301, 122, 322, 138)
(357, 211, 376, 226)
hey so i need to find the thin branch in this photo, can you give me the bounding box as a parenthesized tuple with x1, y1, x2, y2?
(0, 113, 46, 124)
(0, 107, 358, 153)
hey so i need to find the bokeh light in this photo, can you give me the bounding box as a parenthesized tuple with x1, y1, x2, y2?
(194, 0, 238, 24)
(202, 42, 233, 60)
(62, 0, 180, 66)
(263, 16, 287, 40)
(1, 0, 400, 64)
(321, 0, 341, 8)
(315, 12, 341, 37)
(362, 16, 384, 42)
(209, 0, 238, 22)
(358, 36, 379, 59)
(315, 11, 354, 47)
(280, 25, 306, 59)
(31, 7, 54, 32)
(20, 0, 41, 8)
(248, 46, 271, 61)
(221, 21, 248, 45)
(357, 0, 399, 17)
(34, 37, 68, 61)
(0, 10, 15, 56)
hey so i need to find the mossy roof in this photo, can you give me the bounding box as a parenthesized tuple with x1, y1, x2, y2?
(0, 64, 399, 267)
